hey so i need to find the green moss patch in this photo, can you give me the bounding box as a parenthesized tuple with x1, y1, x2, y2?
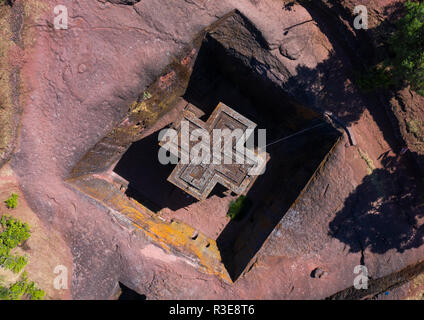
(227, 196, 252, 221)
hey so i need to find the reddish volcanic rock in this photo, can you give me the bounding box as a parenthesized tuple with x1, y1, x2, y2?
(3, 0, 424, 300)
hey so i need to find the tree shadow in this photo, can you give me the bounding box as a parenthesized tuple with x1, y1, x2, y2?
(286, 2, 424, 255)
(329, 151, 424, 255)
(284, 52, 367, 125)
(292, 0, 407, 152)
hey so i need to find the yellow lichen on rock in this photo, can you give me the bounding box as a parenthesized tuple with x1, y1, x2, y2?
(68, 175, 232, 283)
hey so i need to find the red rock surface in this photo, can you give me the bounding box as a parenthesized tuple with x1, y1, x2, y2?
(3, 0, 423, 299)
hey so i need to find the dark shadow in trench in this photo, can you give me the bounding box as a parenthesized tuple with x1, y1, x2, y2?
(183, 34, 342, 281)
(113, 132, 197, 212)
(112, 4, 423, 280)
(118, 282, 146, 301)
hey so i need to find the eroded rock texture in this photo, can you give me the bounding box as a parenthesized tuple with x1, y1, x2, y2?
(1, 0, 423, 299)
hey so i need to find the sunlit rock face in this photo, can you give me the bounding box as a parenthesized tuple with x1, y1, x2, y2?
(4, 0, 424, 300)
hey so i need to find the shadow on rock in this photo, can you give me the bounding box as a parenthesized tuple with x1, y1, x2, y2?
(329, 151, 424, 255)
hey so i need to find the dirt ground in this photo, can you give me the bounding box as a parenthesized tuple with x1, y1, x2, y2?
(0, 164, 72, 299)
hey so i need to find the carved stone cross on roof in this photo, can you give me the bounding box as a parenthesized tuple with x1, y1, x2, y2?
(160, 101, 267, 201)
